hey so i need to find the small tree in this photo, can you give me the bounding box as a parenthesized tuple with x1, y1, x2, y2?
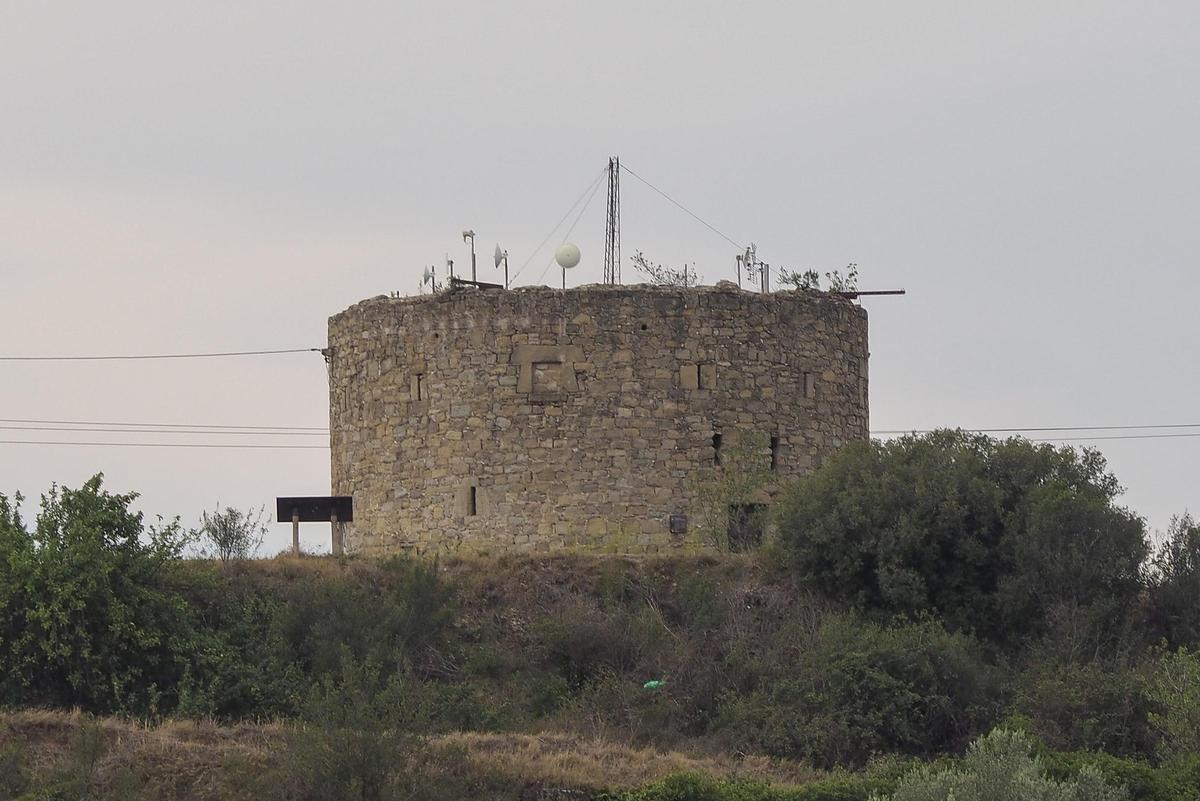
(826, 262, 859, 292)
(0, 474, 194, 714)
(777, 268, 822, 290)
(199, 505, 267, 562)
(687, 431, 774, 552)
(778, 263, 859, 292)
(774, 430, 1149, 648)
(1147, 514, 1200, 648)
(630, 250, 701, 287)
(1149, 647, 1200, 764)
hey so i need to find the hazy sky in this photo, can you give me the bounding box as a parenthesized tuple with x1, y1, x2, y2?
(2, 2, 1197, 553)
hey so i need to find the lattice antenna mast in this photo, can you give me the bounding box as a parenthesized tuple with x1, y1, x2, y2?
(603, 156, 621, 285)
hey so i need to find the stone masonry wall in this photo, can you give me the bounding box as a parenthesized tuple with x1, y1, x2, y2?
(328, 282, 868, 556)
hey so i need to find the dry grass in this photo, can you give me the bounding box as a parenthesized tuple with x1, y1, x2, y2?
(0, 709, 816, 799)
(438, 731, 820, 790)
(2, 709, 288, 801)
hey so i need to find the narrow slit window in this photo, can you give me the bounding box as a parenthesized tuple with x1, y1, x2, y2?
(415, 373, 426, 400)
(712, 432, 723, 466)
(770, 435, 780, 471)
(467, 486, 477, 517)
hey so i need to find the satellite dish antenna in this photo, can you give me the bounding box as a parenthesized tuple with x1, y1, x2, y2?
(494, 243, 510, 288)
(422, 267, 433, 285)
(555, 243, 581, 270)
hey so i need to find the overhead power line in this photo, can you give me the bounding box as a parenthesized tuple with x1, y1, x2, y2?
(619, 162, 744, 252)
(1029, 432, 1200, 443)
(0, 417, 328, 431)
(534, 174, 607, 285)
(0, 348, 323, 362)
(0, 440, 328, 450)
(0, 425, 327, 437)
(871, 423, 1200, 435)
(511, 166, 608, 283)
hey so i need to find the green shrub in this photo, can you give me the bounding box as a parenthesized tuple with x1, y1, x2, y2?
(533, 601, 641, 686)
(874, 728, 1129, 801)
(284, 653, 436, 801)
(717, 614, 1001, 768)
(1148, 648, 1200, 763)
(1162, 756, 1200, 799)
(277, 557, 455, 681)
(0, 733, 30, 800)
(1145, 515, 1200, 649)
(170, 567, 302, 718)
(607, 768, 896, 801)
(773, 431, 1147, 649)
(668, 574, 724, 635)
(1042, 751, 1174, 801)
(1013, 660, 1155, 758)
(0, 476, 194, 715)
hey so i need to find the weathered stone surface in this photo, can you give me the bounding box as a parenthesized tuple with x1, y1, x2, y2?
(328, 283, 868, 556)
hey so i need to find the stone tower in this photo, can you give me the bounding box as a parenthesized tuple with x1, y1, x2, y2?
(327, 282, 868, 555)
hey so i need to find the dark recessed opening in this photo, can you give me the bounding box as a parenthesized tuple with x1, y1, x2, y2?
(415, 373, 426, 401)
(728, 503, 765, 552)
(640, 323, 648, 331)
(712, 432, 723, 466)
(467, 486, 477, 517)
(770, 435, 780, 471)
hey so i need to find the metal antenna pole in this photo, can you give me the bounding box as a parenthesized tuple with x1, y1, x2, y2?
(603, 156, 621, 284)
(463, 230, 476, 282)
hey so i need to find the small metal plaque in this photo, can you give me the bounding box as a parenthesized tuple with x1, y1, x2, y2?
(276, 496, 353, 523)
(669, 514, 688, 535)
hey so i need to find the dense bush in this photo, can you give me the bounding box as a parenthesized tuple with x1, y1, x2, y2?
(2, 457, 1197, 787)
(876, 729, 1128, 801)
(0, 478, 463, 724)
(1145, 515, 1200, 649)
(717, 615, 1001, 768)
(1012, 660, 1156, 757)
(773, 431, 1148, 649)
(1148, 648, 1200, 763)
(0, 476, 195, 715)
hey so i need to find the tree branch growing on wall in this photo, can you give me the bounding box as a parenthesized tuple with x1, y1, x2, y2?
(630, 251, 701, 287)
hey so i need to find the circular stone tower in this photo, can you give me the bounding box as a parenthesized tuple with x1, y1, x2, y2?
(327, 282, 868, 555)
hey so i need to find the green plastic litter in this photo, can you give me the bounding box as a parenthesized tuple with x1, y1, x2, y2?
(643, 679, 666, 690)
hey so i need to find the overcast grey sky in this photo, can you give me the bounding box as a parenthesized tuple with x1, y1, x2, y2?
(2, 1, 1197, 553)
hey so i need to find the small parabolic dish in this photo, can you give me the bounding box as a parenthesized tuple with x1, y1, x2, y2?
(555, 243, 581, 269)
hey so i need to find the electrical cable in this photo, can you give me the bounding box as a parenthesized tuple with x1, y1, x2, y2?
(0, 417, 328, 431)
(0, 347, 323, 362)
(871, 424, 1200, 435)
(619, 162, 744, 251)
(534, 173, 606, 285)
(0, 440, 327, 449)
(0, 425, 327, 437)
(1027, 432, 1200, 443)
(510, 167, 608, 283)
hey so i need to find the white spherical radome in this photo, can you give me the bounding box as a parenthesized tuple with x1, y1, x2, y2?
(555, 243, 581, 269)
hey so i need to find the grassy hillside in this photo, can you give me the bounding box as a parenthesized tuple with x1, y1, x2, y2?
(0, 709, 823, 801)
(5, 434, 1200, 799)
